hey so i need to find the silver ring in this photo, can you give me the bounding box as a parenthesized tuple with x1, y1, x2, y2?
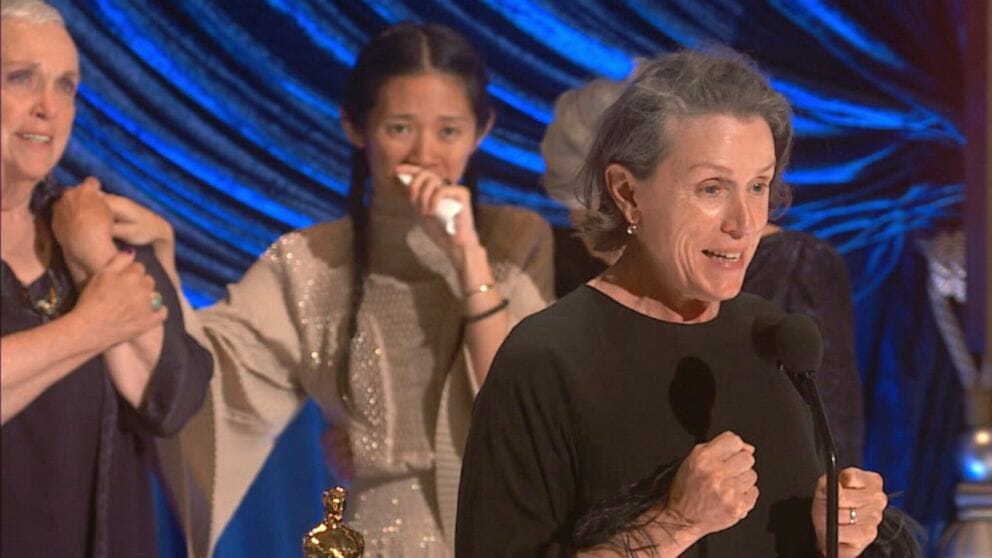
(848, 507, 857, 525)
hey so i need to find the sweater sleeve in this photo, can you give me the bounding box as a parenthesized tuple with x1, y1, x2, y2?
(506, 210, 556, 329)
(456, 322, 578, 557)
(435, 207, 558, 546)
(157, 233, 315, 558)
(464, 207, 556, 395)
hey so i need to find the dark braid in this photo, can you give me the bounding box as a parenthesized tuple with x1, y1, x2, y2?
(337, 149, 371, 419)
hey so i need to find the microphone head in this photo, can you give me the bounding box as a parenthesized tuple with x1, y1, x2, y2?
(775, 313, 823, 373)
(752, 313, 784, 365)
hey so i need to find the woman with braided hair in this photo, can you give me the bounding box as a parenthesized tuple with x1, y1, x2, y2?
(149, 22, 553, 557)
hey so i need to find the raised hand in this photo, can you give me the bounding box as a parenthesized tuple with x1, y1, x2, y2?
(812, 468, 887, 558)
(104, 193, 174, 248)
(104, 193, 180, 289)
(51, 177, 116, 279)
(73, 250, 167, 349)
(395, 163, 478, 250)
(661, 431, 760, 538)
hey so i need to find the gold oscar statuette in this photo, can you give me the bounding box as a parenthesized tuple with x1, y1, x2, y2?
(302, 486, 365, 558)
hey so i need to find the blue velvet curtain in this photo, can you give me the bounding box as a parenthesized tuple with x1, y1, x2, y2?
(48, 1, 966, 555)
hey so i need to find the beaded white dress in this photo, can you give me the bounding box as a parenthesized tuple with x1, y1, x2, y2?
(158, 203, 554, 558)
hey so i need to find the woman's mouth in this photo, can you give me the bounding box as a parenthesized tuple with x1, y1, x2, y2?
(702, 249, 742, 262)
(17, 132, 52, 144)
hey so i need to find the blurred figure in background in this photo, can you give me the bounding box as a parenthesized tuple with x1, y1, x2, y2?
(541, 76, 625, 297)
(0, 1, 213, 556)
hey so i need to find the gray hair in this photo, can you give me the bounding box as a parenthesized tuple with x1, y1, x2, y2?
(578, 49, 794, 252)
(541, 77, 628, 210)
(1, 0, 64, 25)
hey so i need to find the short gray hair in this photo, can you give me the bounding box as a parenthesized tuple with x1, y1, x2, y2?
(1, 0, 64, 25)
(578, 49, 794, 252)
(541, 77, 628, 210)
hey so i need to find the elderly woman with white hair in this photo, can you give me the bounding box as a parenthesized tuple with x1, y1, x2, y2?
(540, 75, 627, 298)
(0, 1, 212, 556)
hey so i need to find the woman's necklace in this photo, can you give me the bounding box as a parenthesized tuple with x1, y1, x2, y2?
(23, 223, 70, 320)
(29, 269, 61, 317)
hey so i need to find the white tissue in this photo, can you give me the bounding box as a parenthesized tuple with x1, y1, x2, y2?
(396, 173, 463, 236)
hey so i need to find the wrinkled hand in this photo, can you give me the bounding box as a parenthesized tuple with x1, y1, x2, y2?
(105, 194, 174, 248)
(663, 431, 759, 537)
(395, 164, 479, 251)
(51, 177, 116, 278)
(812, 468, 887, 558)
(73, 250, 167, 348)
(320, 420, 354, 482)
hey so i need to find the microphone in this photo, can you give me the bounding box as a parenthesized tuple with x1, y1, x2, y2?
(396, 173, 463, 236)
(772, 313, 824, 377)
(754, 313, 838, 558)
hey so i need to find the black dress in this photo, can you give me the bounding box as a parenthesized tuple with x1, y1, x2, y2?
(552, 228, 864, 468)
(0, 244, 213, 558)
(456, 288, 823, 557)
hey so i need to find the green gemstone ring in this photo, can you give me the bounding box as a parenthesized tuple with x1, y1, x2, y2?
(150, 291, 164, 312)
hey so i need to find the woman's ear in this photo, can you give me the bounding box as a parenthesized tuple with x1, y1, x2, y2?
(474, 111, 496, 149)
(341, 113, 365, 149)
(604, 163, 640, 224)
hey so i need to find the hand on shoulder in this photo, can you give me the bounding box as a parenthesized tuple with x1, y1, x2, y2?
(52, 177, 116, 278)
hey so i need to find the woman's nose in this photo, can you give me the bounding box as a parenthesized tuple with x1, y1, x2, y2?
(721, 192, 758, 239)
(32, 84, 59, 120)
(408, 130, 437, 166)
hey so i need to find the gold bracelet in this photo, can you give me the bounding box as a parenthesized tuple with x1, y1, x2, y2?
(465, 282, 497, 299)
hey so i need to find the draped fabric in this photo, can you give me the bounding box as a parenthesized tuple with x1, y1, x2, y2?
(47, 1, 965, 555)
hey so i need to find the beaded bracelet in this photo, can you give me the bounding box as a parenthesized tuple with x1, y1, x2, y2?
(465, 282, 497, 299)
(464, 298, 509, 324)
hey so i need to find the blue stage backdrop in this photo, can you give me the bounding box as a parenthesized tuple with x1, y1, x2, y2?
(48, 1, 965, 555)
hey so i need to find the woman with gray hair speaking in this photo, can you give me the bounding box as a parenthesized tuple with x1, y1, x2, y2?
(541, 67, 865, 471)
(457, 50, 891, 557)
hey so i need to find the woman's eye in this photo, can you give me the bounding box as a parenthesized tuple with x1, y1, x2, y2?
(6, 70, 34, 87)
(440, 126, 462, 139)
(57, 77, 77, 95)
(699, 183, 722, 196)
(750, 182, 769, 194)
(386, 123, 411, 135)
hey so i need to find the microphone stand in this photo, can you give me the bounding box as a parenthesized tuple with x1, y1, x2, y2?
(789, 368, 838, 558)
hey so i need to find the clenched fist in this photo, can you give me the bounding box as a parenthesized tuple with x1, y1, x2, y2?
(663, 431, 760, 537)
